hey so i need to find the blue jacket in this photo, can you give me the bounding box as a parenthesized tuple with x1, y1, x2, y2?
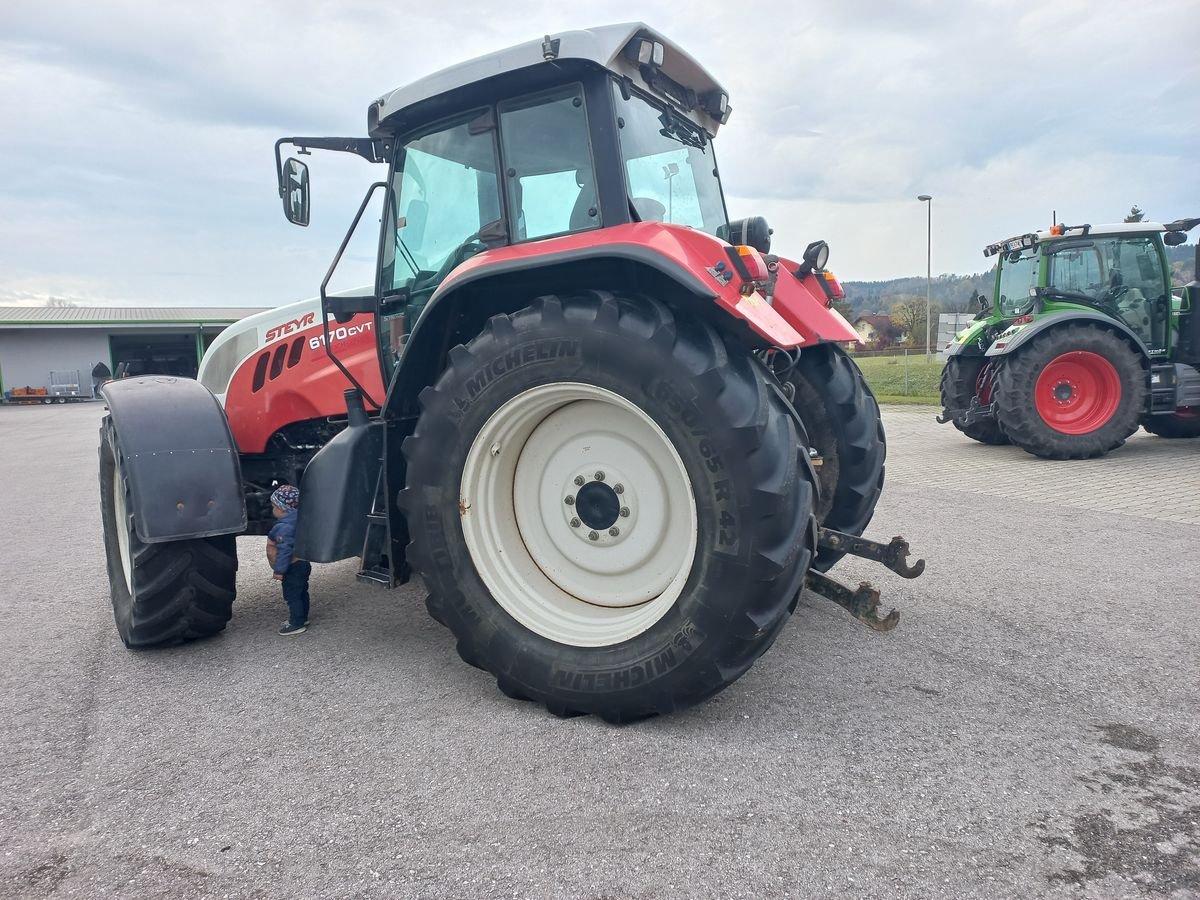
(268, 508, 299, 574)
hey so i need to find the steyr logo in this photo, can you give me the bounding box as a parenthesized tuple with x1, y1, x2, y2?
(264, 312, 316, 343)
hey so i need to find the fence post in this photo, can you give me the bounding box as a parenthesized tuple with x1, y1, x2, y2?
(904, 349, 910, 396)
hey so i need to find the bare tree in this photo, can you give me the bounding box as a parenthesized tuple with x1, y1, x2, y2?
(1124, 205, 1144, 223)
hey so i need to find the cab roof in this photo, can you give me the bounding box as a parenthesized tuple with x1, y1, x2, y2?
(368, 23, 730, 138)
(983, 220, 1191, 258)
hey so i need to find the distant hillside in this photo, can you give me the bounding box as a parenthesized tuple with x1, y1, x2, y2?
(840, 271, 995, 320)
(842, 243, 1196, 321)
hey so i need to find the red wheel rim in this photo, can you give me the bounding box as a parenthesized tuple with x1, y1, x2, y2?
(1176, 406, 1199, 419)
(975, 361, 998, 405)
(1034, 351, 1121, 434)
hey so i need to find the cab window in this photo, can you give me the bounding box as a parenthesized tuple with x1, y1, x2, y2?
(499, 85, 598, 240)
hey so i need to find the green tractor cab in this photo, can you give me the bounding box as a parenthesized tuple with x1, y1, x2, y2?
(939, 217, 1200, 457)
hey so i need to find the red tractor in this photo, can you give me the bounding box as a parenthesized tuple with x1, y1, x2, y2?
(98, 25, 922, 721)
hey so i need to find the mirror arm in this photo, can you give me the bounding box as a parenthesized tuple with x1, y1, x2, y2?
(274, 136, 393, 198)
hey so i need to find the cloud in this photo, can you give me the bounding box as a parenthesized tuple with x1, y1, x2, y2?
(0, 0, 1196, 305)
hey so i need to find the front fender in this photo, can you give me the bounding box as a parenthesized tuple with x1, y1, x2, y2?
(944, 319, 992, 357)
(101, 377, 246, 542)
(984, 310, 1151, 358)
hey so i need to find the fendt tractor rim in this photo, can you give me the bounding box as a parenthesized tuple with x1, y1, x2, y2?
(1035, 351, 1121, 435)
(460, 382, 698, 647)
(112, 451, 133, 594)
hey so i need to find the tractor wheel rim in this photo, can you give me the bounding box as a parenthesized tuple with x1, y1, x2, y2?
(112, 450, 133, 594)
(460, 382, 698, 648)
(1034, 351, 1121, 435)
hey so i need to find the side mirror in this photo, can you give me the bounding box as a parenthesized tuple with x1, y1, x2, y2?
(1164, 231, 1187, 247)
(281, 157, 310, 226)
(724, 216, 772, 254)
(795, 240, 830, 277)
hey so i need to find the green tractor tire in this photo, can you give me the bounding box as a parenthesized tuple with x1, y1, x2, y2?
(994, 324, 1145, 460)
(939, 356, 1008, 445)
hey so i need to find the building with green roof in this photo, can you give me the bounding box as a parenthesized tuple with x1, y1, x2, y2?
(0, 306, 266, 399)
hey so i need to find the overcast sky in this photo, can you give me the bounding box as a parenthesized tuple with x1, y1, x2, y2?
(1, 0, 1197, 307)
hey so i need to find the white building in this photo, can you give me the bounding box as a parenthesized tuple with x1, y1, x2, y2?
(0, 307, 265, 399)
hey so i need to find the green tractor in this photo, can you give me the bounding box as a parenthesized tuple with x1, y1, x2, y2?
(939, 217, 1200, 458)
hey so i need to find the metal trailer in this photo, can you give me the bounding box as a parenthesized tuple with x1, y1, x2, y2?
(4, 371, 94, 404)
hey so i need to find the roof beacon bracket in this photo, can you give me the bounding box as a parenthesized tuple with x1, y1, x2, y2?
(542, 35, 561, 60)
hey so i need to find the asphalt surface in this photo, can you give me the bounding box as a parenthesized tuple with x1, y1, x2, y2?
(1, 401, 1197, 899)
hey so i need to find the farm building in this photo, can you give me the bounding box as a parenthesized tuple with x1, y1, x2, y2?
(0, 307, 266, 401)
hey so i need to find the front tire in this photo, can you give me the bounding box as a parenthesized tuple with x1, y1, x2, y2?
(401, 292, 817, 721)
(99, 418, 238, 647)
(785, 345, 885, 572)
(993, 325, 1145, 459)
(939, 355, 1008, 445)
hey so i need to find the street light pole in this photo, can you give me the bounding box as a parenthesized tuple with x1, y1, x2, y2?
(917, 194, 933, 362)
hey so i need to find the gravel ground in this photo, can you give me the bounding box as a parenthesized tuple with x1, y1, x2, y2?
(1, 401, 1197, 899)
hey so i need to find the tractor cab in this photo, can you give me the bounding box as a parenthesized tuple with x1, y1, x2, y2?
(273, 25, 769, 397)
(984, 223, 1178, 354)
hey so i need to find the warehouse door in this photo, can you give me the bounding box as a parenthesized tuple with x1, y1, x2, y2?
(109, 333, 199, 379)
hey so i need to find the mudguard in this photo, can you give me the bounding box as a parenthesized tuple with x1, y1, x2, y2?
(100, 377, 246, 542)
(294, 396, 382, 563)
(983, 310, 1151, 359)
(428, 222, 847, 348)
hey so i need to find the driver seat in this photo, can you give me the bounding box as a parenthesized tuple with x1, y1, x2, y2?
(569, 168, 598, 231)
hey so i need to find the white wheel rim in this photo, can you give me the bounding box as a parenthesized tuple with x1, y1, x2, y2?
(112, 450, 133, 594)
(460, 382, 698, 647)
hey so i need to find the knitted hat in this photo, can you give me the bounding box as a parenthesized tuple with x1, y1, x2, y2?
(271, 485, 300, 510)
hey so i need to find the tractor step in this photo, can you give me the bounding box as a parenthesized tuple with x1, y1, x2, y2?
(356, 565, 394, 586)
(357, 464, 397, 588)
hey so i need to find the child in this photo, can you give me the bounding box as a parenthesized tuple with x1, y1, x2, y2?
(267, 485, 311, 636)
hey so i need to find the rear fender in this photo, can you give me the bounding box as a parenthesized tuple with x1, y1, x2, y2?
(384, 224, 813, 419)
(429, 223, 806, 347)
(984, 310, 1151, 359)
(767, 254, 860, 345)
(100, 377, 246, 542)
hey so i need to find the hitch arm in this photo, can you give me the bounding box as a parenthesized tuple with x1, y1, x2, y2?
(805, 571, 899, 632)
(817, 528, 925, 579)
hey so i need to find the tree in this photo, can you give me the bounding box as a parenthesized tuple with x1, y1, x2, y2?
(830, 295, 853, 322)
(890, 295, 943, 349)
(1124, 205, 1144, 223)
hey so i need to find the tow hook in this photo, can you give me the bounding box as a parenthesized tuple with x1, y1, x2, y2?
(805, 571, 899, 632)
(804, 528, 925, 631)
(816, 528, 925, 579)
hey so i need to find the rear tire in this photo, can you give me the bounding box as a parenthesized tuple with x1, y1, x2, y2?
(939, 356, 1008, 445)
(401, 292, 817, 722)
(1141, 408, 1200, 438)
(785, 345, 885, 572)
(99, 418, 238, 647)
(994, 325, 1145, 459)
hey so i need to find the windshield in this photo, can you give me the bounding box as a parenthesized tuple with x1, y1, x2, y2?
(611, 82, 727, 235)
(996, 249, 1038, 316)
